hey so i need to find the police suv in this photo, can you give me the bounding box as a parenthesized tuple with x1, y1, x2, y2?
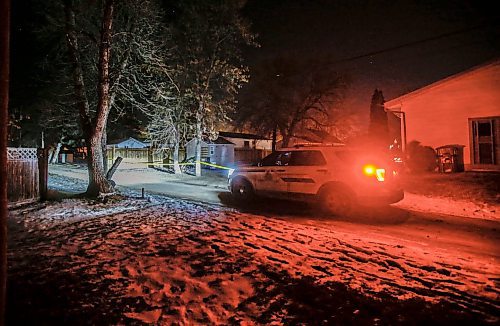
(228, 144, 404, 215)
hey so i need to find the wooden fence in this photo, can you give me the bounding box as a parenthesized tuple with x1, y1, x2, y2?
(234, 148, 272, 164)
(107, 147, 164, 163)
(107, 147, 189, 166)
(7, 148, 48, 204)
(107, 146, 270, 166)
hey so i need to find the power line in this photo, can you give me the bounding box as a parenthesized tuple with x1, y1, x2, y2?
(327, 19, 500, 66)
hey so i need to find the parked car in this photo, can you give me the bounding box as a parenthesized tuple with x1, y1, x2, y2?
(228, 144, 404, 215)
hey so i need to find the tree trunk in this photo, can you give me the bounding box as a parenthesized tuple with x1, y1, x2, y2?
(48, 148, 55, 163)
(281, 126, 290, 148)
(86, 134, 114, 196)
(50, 142, 62, 164)
(85, 0, 115, 196)
(64, 0, 115, 197)
(0, 0, 9, 321)
(102, 125, 108, 173)
(173, 136, 181, 174)
(106, 156, 122, 180)
(195, 108, 202, 177)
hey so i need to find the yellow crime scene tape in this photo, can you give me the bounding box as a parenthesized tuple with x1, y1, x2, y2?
(124, 160, 233, 171)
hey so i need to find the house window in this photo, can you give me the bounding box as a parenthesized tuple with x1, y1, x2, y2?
(244, 141, 250, 148)
(209, 145, 215, 156)
(470, 117, 499, 165)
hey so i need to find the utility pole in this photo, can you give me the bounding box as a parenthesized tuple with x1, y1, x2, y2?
(0, 0, 11, 323)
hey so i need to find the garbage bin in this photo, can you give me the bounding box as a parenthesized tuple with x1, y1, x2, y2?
(436, 145, 465, 173)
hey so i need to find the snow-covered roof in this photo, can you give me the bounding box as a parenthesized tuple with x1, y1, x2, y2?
(108, 137, 148, 148)
(186, 136, 235, 146)
(219, 131, 270, 140)
(211, 137, 235, 145)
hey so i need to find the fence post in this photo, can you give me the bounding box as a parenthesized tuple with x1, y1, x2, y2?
(37, 148, 48, 201)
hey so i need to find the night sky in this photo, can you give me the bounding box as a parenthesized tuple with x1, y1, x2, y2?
(242, 0, 500, 117)
(10, 0, 500, 127)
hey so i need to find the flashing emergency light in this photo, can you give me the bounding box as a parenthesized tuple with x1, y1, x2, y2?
(363, 164, 385, 182)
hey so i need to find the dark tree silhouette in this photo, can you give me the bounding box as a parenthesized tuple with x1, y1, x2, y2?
(368, 88, 389, 145)
(0, 0, 10, 321)
(236, 55, 347, 148)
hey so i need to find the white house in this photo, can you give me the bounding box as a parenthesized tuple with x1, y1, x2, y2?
(218, 132, 272, 151)
(385, 59, 500, 171)
(185, 137, 235, 167)
(107, 137, 148, 149)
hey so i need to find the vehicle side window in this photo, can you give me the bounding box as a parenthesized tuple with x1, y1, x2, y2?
(290, 150, 326, 166)
(260, 152, 280, 166)
(275, 151, 291, 166)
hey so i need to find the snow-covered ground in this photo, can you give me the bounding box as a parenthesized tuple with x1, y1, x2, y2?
(48, 163, 499, 221)
(6, 165, 500, 324)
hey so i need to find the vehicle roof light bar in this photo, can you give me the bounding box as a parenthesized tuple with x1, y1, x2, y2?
(292, 142, 345, 148)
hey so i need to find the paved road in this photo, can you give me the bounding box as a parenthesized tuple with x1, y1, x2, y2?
(49, 164, 499, 261)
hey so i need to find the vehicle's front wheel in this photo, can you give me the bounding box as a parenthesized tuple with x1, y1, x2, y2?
(319, 186, 354, 216)
(231, 178, 255, 202)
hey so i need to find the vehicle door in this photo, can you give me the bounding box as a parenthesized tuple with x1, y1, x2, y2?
(282, 150, 328, 196)
(254, 151, 291, 196)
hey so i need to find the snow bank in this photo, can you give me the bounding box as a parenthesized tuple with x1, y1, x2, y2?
(396, 192, 499, 221)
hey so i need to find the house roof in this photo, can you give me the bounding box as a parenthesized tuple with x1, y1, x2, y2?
(108, 137, 147, 145)
(386, 58, 500, 108)
(211, 137, 235, 145)
(218, 131, 270, 140)
(187, 136, 235, 146)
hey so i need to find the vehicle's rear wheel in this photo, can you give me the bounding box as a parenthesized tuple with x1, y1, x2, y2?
(231, 178, 254, 202)
(319, 186, 354, 216)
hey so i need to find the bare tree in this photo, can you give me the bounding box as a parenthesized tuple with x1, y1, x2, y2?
(236, 55, 348, 147)
(170, 0, 256, 176)
(63, 0, 116, 196)
(61, 0, 165, 195)
(112, 2, 192, 174)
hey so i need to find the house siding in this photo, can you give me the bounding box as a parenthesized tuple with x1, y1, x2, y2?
(186, 139, 209, 160)
(210, 144, 235, 166)
(386, 61, 500, 169)
(222, 137, 272, 150)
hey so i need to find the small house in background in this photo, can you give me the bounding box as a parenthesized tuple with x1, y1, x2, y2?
(108, 137, 148, 149)
(385, 59, 500, 171)
(218, 131, 272, 164)
(185, 137, 235, 167)
(107, 137, 152, 163)
(218, 132, 272, 151)
(185, 132, 272, 166)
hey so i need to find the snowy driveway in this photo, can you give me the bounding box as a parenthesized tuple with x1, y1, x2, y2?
(7, 171, 500, 324)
